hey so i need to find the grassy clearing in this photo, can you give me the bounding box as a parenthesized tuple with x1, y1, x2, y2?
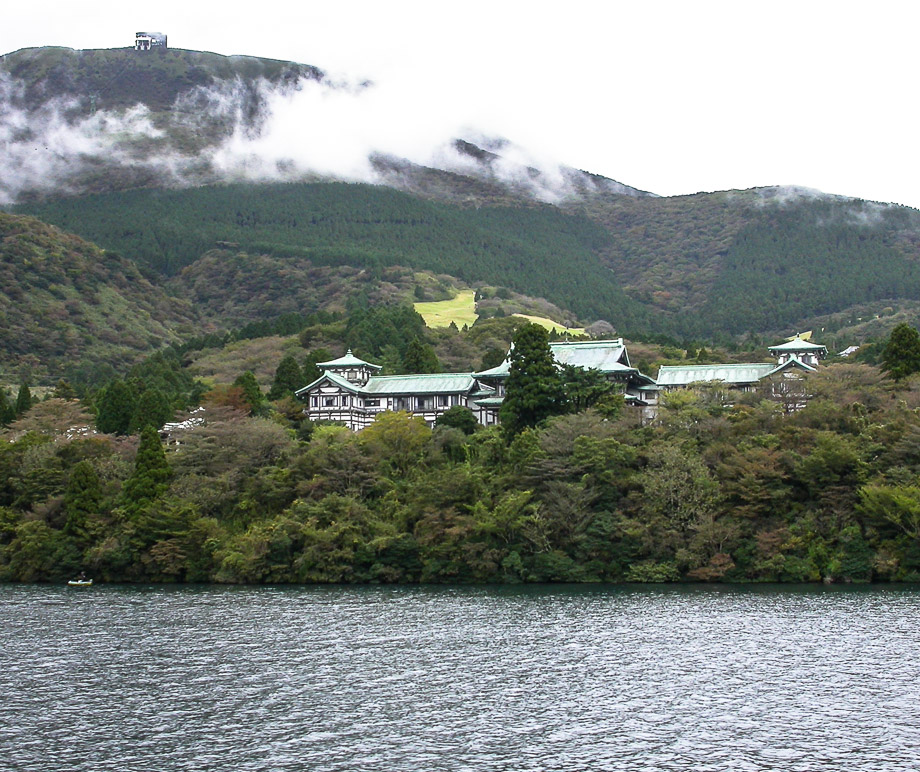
(512, 313, 587, 336)
(415, 290, 479, 328)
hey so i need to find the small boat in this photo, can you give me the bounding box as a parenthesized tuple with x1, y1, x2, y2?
(67, 578, 93, 587)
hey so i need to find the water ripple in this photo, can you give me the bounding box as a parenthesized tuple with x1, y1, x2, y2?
(2, 584, 919, 771)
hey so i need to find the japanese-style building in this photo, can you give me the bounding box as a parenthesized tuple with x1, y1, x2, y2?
(295, 339, 657, 430)
(655, 336, 828, 412)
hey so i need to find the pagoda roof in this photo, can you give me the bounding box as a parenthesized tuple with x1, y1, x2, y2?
(317, 349, 382, 370)
(768, 338, 828, 355)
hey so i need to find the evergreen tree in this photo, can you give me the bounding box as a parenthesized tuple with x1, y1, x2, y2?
(302, 348, 333, 384)
(233, 371, 264, 415)
(500, 323, 565, 437)
(268, 354, 305, 400)
(435, 405, 479, 435)
(52, 380, 77, 400)
(64, 460, 103, 543)
(882, 323, 920, 380)
(0, 388, 13, 426)
(96, 379, 137, 435)
(130, 388, 173, 432)
(121, 425, 171, 513)
(15, 382, 32, 417)
(402, 338, 440, 374)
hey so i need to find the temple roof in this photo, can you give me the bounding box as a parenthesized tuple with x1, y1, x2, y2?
(362, 373, 478, 395)
(656, 363, 777, 387)
(768, 338, 828, 355)
(316, 349, 382, 370)
(474, 338, 635, 379)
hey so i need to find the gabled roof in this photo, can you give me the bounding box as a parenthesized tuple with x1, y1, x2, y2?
(768, 338, 827, 355)
(474, 338, 634, 379)
(765, 355, 817, 377)
(656, 363, 777, 387)
(317, 349, 382, 370)
(295, 371, 364, 397)
(362, 373, 478, 395)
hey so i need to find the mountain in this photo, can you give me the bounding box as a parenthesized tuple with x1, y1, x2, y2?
(6, 45, 920, 352)
(0, 212, 199, 381)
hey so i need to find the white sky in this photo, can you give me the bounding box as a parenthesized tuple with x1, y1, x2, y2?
(3, 0, 919, 208)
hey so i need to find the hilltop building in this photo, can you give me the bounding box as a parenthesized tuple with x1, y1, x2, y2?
(655, 336, 827, 412)
(295, 339, 656, 431)
(135, 32, 167, 51)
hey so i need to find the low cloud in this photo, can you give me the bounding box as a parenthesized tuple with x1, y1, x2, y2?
(0, 68, 637, 205)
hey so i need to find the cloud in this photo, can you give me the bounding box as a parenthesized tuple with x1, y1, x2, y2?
(0, 66, 641, 205)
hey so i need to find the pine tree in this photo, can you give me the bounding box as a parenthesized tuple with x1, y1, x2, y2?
(64, 460, 103, 543)
(882, 323, 920, 380)
(402, 338, 440, 374)
(130, 388, 173, 432)
(233, 371, 264, 415)
(121, 425, 171, 513)
(0, 388, 13, 426)
(268, 354, 305, 400)
(15, 382, 32, 417)
(96, 379, 137, 435)
(500, 323, 565, 437)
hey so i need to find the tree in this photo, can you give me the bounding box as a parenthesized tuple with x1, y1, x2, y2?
(0, 388, 14, 426)
(882, 323, 920, 380)
(15, 381, 32, 417)
(402, 337, 440, 374)
(96, 379, 137, 435)
(268, 354, 305, 400)
(233, 371, 264, 416)
(64, 460, 103, 543)
(121, 425, 171, 513)
(559, 365, 614, 413)
(130, 388, 173, 432)
(435, 405, 479, 435)
(499, 323, 565, 437)
(302, 348, 333, 384)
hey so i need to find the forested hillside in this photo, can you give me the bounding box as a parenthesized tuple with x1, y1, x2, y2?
(0, 213, 198, 381)
(16, 182, 920, 341)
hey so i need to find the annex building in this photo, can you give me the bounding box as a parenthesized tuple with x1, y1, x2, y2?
(296, 339, 657, 431)
(655, 337, 827, 411)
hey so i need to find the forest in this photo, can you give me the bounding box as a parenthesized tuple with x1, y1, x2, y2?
(16, 182, 920, 341)
(2, 319, 920, 585)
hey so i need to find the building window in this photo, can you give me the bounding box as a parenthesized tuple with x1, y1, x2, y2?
(324, 396, 336, 407)
(311, 397, 318, 407)
(439, 395, 449, 407)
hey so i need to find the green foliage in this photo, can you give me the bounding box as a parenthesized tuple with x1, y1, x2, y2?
(500, 323, 566, 436)
(64, 460, 103, 544)
(95, 379, 137, 435)
(435, 406, 479, 435)
(268, 354, 305, 400)
(120, 426, 171, 514)
(233, 371, 264, 416)
(15, 382, 32, 417)
(882, 323, 920, 380)
(402, 338, 441, 374)
(131, 388, 173, 432)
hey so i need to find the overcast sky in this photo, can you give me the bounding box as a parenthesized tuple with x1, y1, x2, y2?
(3, 0, 918, 208)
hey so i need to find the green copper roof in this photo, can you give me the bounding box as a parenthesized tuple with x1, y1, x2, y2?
(474, 339, 634, 379)
(317, 349, 382, 370)
(295, 371, 363, 396)
(656, 363, 777, 386)
(768, 338, 827, 355)
(362, 373, 478, 395)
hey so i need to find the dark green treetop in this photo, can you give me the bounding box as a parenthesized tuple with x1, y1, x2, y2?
(500, 323, 566, 437)
(882, 323, 920, 380)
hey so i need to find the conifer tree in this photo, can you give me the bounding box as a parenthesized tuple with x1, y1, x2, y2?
(0, 388, 13, 426)
(64, 460, 103, 543)
(96, 379, 137, 435)
(882, 323, 920, 380)
(121, 425, 171, 513)
(130, 388, 173, 432)
(500, 323, 565, 437)
(402, 338, 440, 374)
(268, 354, 305, 400)
(15, 382, 32, 417)
(233, 371, 264, 416)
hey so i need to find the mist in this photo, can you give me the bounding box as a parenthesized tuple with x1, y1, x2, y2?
(0, 67, 619, 205)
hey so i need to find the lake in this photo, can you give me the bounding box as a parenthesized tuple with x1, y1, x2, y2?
(2, 583, 919, 771)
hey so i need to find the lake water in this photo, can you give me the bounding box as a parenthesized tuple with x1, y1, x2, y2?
(2, 584, 919, 771)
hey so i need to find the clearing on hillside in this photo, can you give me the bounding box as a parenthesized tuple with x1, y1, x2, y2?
(512, 313, 587, 336)
(415, 290, 479, 328)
